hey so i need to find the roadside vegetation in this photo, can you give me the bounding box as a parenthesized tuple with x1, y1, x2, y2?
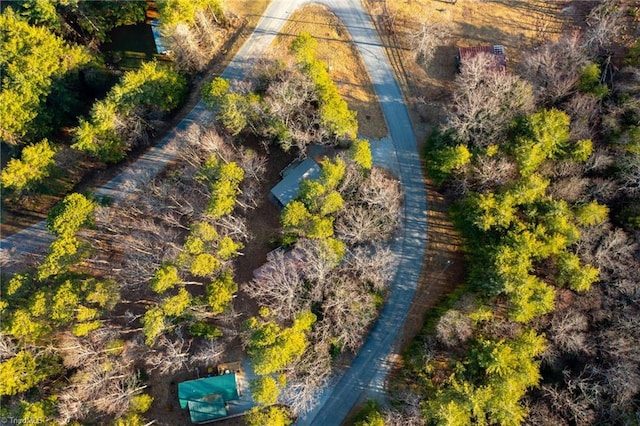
(203, 32, 401, 424)
(358, 1, 640, 425)
(271, 3, 388, 140)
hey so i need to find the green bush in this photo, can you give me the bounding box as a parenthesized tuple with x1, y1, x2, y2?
(1, 139, 56, 192)
(578, 63, 610, 99)
(188, 322, 222, 339)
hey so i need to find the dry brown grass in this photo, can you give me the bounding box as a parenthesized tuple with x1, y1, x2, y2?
(366, 0, 569, 143)
(224, 0, 270, 20)
(270, 4, 388, 140)
(207, 0, 271, 76)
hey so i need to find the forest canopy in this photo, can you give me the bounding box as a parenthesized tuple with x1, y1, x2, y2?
(0, 7, 90, 144)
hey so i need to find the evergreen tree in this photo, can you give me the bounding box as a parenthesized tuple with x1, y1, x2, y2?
(205, 269, 238, 315)
(150, 264, 181, 294)
(247, 310, 316, 375)
(1, 139, 56, 192)
(72, 62, 186, 162)
(0, 351, 56, 396)
(246, 406, 292, 426)
(0, 8, 89, 144)
(250, 376, 281, 405)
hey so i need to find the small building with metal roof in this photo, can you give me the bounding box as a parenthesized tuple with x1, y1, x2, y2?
(178, 374, 239, 423)
(456, 45, 507, 72)
(270, 157, 321, 208)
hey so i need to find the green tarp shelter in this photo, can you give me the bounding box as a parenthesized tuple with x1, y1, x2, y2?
(178, 374, 239, 423)
(188, 396, 226, 423)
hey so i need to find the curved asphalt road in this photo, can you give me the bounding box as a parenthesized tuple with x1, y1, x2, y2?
(0, 1, 427, 425)
(209, 1, 427, 423)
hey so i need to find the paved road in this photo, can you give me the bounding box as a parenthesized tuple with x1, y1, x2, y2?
(222, 0, 426, 423)
(0, 1, 428, 424)
(290, 1, 428, 424)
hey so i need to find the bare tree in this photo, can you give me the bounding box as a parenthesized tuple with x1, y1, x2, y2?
(0, 333, 17, 360)
(408, 20, 452, 65)
(467, 154, 518, 193)
(57, 390, 89, 424)
(617, 151, 640, 197)
(116, 108, 153, 150)
(56, 345, 145, 424)
(435, 309, 473, 348)
(585, 148, 615, 173)
(336, 161, 366, 198)
(388, 390, 426, 425)
(583, 0, 626, 54)
(549, 310, 591, 355)
(344, 244, 397, 292)
(165, 7, 230, 73)
(335, 206, 388, 245)
(171, 24, 208, 72)
(93, 372, 148, 417)
(263, 67, 316, 127)
(383, 407, 426, 426)
(541, 369, 600, 426)
(523, 32, 589, 105)
(293, 238, 341, 290)
(245, 249, 308, 322)
(576, 224, 637, 281)
(565, 92, 601, 140)
(181, 124, 229, 168)
(321, 273, 377, 351)
(56, 330, 116, 369)
(524, 399, 570, 426)
(259, 63, 324, 152)
(336, 167, 401, 244)
(144, 334, 192, 375)
(550, 159, 584, 179)
(90, 199, 182, 289)
(356, 167, 402, 214)
(189, 339, 225, 368)
(549, 177, 590, 202)
(602, 360, 640, 410)
(446, 53, 535, 147)
(215, 214, 250, 242)
(281, 338, 332, 416)
(238, 149, 267, 211)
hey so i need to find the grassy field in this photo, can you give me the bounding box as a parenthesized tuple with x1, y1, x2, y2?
(270, 4, 388, 139)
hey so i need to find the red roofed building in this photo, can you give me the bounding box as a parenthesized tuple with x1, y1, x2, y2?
(456, 45, 507, 72)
